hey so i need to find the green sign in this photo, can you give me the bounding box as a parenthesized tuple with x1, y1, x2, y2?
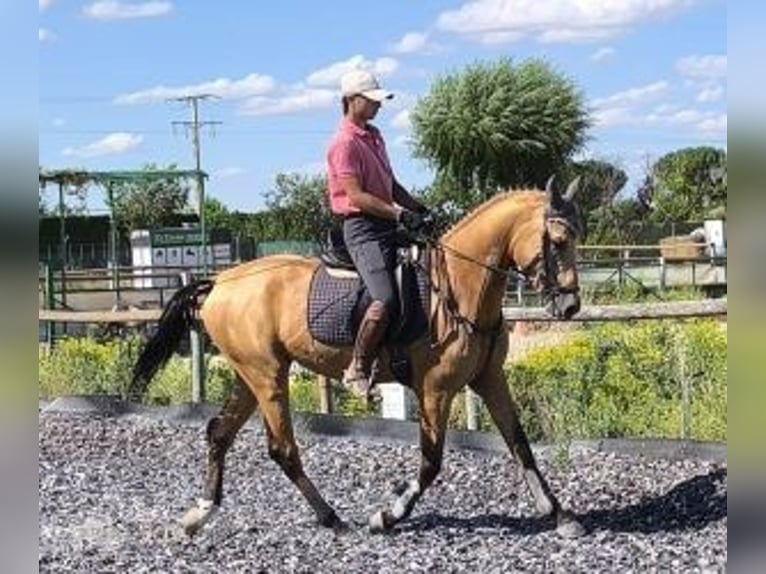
(151, 228, 209, 248)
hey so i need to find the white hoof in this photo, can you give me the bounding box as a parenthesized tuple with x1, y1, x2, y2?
(557, 516, 586, 538)
(368, 510, 387, 534)
(180, 499, 217, 537)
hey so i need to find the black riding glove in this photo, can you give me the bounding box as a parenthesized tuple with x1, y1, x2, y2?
(397, 209, 426, 233)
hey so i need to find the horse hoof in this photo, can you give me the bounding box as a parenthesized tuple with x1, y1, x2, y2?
(369, 510, 390, 534)
(180, 500, 217, 537)
(321, 512, 349, 533)
(556, 515, 585, 538)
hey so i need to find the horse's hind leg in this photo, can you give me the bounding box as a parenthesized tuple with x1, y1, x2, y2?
(470, 366, 585, 538)
(238, 362, 345, 531)
(181, 376, 257, 536)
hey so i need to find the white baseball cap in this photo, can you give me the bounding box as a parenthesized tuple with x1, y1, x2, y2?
(340, 69, 393, 102)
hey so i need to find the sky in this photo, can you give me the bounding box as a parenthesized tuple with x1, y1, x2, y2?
(39, 0, 727, 215)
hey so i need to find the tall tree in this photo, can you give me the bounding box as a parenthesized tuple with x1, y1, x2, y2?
(204, 196, 235, 231)
(648, 146, 727, 222)
(262, 172, 333, 242)
(411, 58, 591, 194)
(110, 164, 191, 232)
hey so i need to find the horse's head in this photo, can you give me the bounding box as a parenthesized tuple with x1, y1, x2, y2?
(515, 177, 585, 320)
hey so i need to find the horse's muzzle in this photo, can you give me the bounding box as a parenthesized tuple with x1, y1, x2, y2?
(545, 291, 581, 320)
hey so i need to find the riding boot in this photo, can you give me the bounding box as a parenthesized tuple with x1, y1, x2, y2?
(342, 300, 389, 399)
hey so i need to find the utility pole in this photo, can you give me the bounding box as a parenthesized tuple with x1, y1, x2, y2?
(169, 94, 220, 277)
(169, 94, 220, 405)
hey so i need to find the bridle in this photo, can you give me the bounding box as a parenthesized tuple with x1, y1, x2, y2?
(413, 209, 580, 337)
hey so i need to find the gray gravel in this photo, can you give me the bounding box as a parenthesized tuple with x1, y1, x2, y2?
(39, 411, 727, 573)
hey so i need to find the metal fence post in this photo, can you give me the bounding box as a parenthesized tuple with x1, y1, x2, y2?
(318, 375, 333, 414)
(44, 263, 55, 348)
(181, 272, 205, 404)
(674, 326, 691, 439)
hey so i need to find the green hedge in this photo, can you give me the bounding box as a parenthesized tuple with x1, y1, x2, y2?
(38, 336, 377, 416)
(502, 320, 726, 442)
(39, 320, 726, 442)
(39, 336, 236, 405)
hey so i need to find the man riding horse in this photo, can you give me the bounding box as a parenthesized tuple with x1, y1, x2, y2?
(326, 69, 431, 400)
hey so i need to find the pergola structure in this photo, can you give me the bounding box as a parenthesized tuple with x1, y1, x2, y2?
(39, 168, 208, 304)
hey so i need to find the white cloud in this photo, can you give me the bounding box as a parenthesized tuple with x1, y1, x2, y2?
(39, 28, 53, 42)
(213, 167, 246, 178)
(696, 114, 727, 134)
(697, 85, 724, 103)
(436, 0, 694, 44)
(62, 133, 143, 158)
(676, 55, 727, 80)
(590, 47, 615, 63)
(83, 1, 173, 22)
(391, 109, 411, 131)
(391, 32, 430, 54)
(240, 88, 336, 117)
(305, 55, 399, 88)
(592, 106, 633, 128)
(592, 81, 670, 108)
(40, 0, 54, 11)
(115, 73, 276, 104)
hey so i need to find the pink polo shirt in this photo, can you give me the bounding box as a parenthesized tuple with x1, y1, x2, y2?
(326, 118, 394, 215)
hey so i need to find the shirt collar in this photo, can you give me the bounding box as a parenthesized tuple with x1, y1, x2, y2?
(341, 117, 379, 139)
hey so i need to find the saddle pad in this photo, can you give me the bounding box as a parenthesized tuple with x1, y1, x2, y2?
(307, 266, 365, 346)
(307, 259, 431, 347)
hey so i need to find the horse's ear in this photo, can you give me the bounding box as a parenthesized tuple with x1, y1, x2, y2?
(545, 175, 556, 193)
(563, 176, 581, 203)
(545, 175, 563, 207)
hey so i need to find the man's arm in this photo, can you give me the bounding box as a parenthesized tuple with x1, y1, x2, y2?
(341, 175, 400, 221)
(392, 179, 427, 213)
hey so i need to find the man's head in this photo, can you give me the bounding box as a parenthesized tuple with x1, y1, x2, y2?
(340, 69, 393, 120)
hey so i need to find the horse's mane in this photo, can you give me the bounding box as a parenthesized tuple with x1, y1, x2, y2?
(442, 189, 545, 240)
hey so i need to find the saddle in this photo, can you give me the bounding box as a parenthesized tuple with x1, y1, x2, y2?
(308, 227, 430, 384)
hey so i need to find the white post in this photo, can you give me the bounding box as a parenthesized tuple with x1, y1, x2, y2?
(465, 388, 480, 430)
(380, 382, 416, 420)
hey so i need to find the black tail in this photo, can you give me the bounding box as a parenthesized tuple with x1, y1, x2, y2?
(129, 279, 215, 401)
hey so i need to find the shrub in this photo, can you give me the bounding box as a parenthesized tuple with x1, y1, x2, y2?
(505, 320, 726, 442)
(39, 336, 141, 398)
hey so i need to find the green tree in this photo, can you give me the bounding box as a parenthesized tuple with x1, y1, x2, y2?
(110, 164, 191, 232)
(560, 159, 630, 244)
(204, 196, 235, 230)
(649, 147, 726, 223)
(562, 159, 627, 219)
(263, 172, 333, 242)
(411, 58, 591, 194)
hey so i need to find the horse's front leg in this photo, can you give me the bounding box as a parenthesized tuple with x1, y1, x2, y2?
(369, 386, 454, 532)
(469, 365, 585, 538)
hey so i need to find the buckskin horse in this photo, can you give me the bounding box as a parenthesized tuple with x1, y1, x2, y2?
(131, 177, 586, 538)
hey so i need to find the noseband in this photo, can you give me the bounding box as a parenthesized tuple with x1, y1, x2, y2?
(536, 215, 580, 299)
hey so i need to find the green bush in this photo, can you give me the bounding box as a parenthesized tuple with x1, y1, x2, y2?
(39, 336, 141, 398)
(505, 320, 726, 442)
(39, 336, 236, 405)
(39, 337, 377, 417)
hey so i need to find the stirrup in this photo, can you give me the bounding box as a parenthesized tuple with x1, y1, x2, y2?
(342, 362, 379, 402)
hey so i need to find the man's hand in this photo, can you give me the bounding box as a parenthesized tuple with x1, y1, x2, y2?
(397, 209, 426, 233)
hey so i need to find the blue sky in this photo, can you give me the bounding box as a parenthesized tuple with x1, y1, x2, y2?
(39, 0, 726, 214)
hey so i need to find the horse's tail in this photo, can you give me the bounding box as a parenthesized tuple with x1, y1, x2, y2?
(129, 278, 215, 401)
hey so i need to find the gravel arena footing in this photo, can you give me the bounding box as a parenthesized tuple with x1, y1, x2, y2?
(39, 400, 727, 573)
